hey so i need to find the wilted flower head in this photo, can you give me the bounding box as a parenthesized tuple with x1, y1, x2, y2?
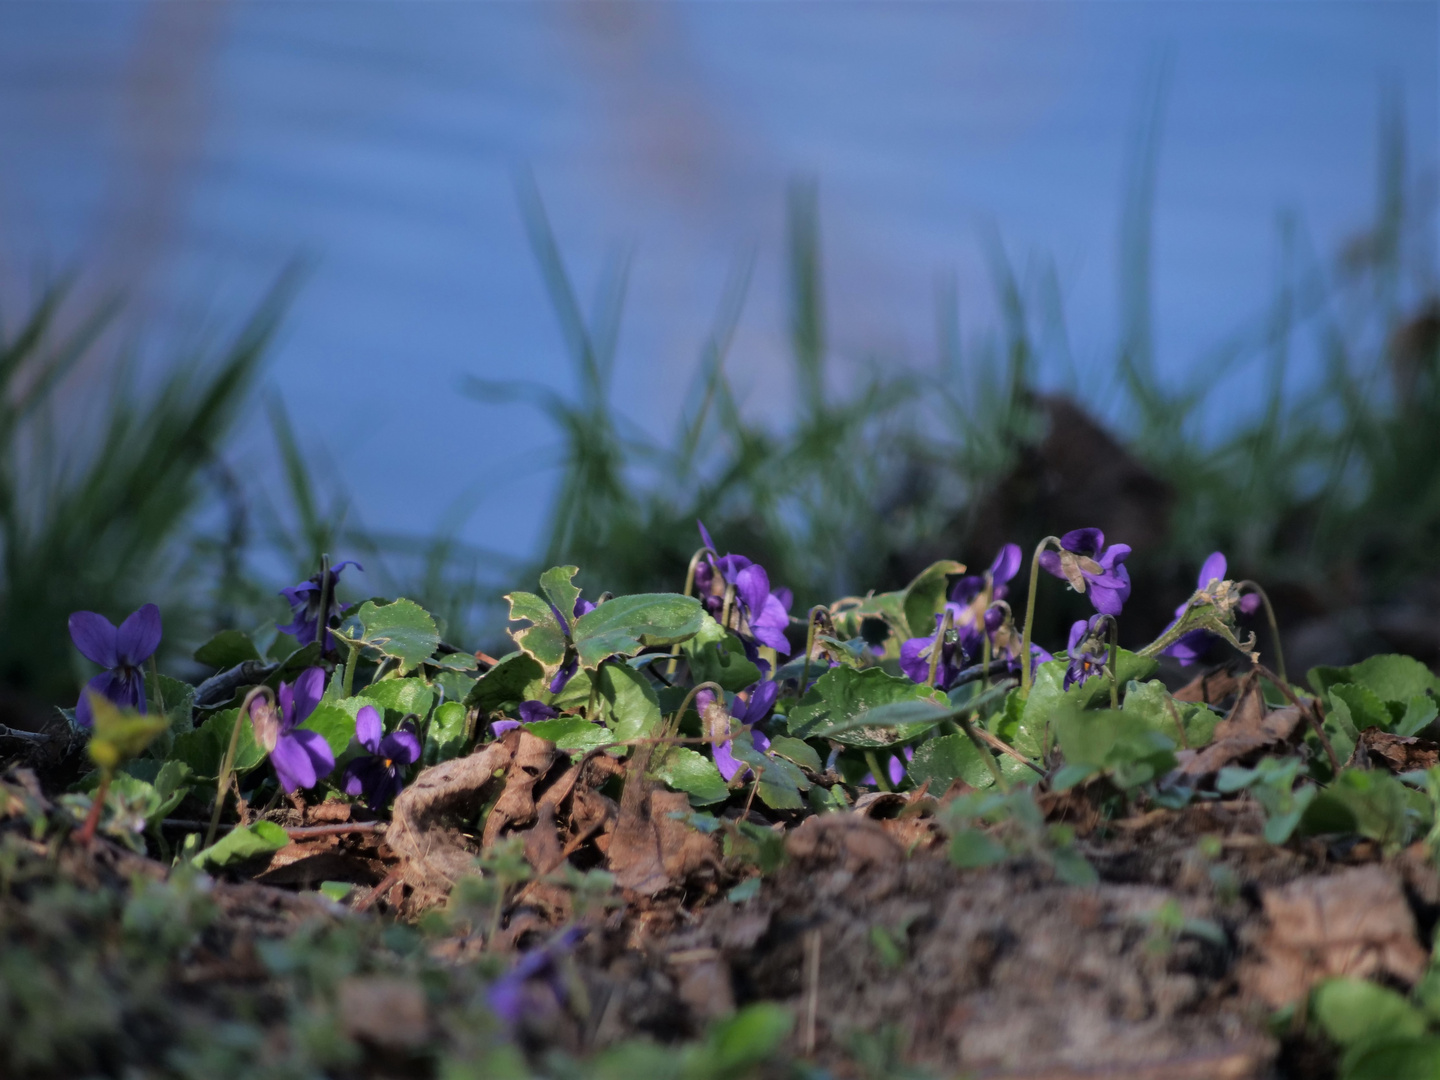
(694, 521, 793, 655)
(488, 926, 586, 1025)
(1159, 552, 1261, 666)
(278, 560, 362, 652)
(68, 604, 162, 729)
(342, 706, 421, 809)
(1063, 616, 1110, 691)
(700, 680, 777, 782)
(251, 667, 335, 792)
(1038, 529, 1132, 616)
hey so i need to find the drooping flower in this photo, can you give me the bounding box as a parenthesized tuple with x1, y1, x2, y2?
(950, 543, 1024, 607)
(249, 667, 335, 792)
(545, 595, 598, 695)
(491, 700, 559, 738)
(694, 521, 794, 655)
(1063, 617, 1110, 691)
(488, 926, 586, 1025)
(341, 706, 421, 809)
(1158, 552, 1261, 666)
(1038, 529, 1132, 616)
(68, 604, 162, 729)
(278, 561, 362, 651)
(700, 680, 778, 782)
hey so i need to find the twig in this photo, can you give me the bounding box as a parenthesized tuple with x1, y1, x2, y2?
(0, 725, 54, 743)
(1254, 662, 1340, 776)
(354, 868, 403, 912)
(160, 819, 384, 840)
(967, 723, 1046, 777)
(802, 928, 822, 1056)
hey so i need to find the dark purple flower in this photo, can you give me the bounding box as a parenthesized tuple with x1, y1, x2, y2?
(1063, 617, 1110, 691)
(68, 604, 162, 729)
(950, 543, 1024, 607)
(899, 607, 977, 690)
(278, 560, 362, 652)
(694, 521, 794, 655)
(488, 926, 586, 1025)
(250, 667, 335, 792)
(700, 680, 778, 782)
(1037, 529, 1132, 616)
(341, 706, 421, 809)
(491, 699, 559, 738)
(545, 596, 599, 695)
(1158, 552, 1260, 666)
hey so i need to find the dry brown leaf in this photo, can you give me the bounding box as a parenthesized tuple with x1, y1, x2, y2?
(338, 976, 429, 1049)
(1352, 727, 1440, 773)
(482, 731, 558, 847)
(786, 812, 902, 871)
(1174, 674, 1304, 783)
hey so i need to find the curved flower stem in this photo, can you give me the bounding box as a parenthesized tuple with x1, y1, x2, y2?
(669, 681, 726, 740)
(668, 547, 719, 679)
(148, 656, 167, 719)
(720, 582, 738, 633)
(342, 642, 359, 697)
(864, 749, 892, 792)
(1104, 617, 1120, 710)
(206, 685, 273, 850)
(927, 609, 955, 688)
(316, 553, 332, 658)
(1137, 596, 1201, 658)
(1019, 537, 1061, 696)
(798, 605, 826, 699)
(1239, 580, 1286, 686)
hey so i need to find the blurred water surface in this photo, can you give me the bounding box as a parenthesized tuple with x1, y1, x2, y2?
(0, 1, 1433, 560)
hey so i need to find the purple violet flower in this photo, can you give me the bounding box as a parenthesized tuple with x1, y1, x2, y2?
(862, 746, 916, 788)
(68, 604, 162, 729)
(899, 607, 977, 690)
(1063, 617, 1110, 691)
(694, 521, 794, 655)
(1159, 552, 1261, 666)
(700, 680, 778, 782)
(1038, 529, 1132, 616)
(545, 596, 598, 695)
(950, 543, 1023, 607)
(342, 706, 421, 809)
(488, 926, 586, 1026)
(278, 560, 362, 652)
(249, 667, 335, 792)
(491, 699, 559, 738)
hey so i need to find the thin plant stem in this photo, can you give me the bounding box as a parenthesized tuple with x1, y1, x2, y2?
(927, 609, 954, 687)
(1239, 580, 1286, 686)
(670, 680, 725, 739)
(1105, 616, 1120, 710)
(720, 582, 737, 633)
(76, 770, 111, 845)
(316, 553, 332, 657)
(148, 655, 167, 719)
(957, 716, 1010, 791)
(1020, 537, 1061, 696)
(342, 642, 359, 697)
(668, 545, 717, 678)
(864, 749, 892, 792)
(798, 605, 825, 699)
(206, 686, 271, 850)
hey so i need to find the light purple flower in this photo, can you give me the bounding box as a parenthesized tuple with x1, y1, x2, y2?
(491, 699, 559, 738)
(278, 560, 362, 652)
(250, 667, 335, 792)
(1038, 529, 1132, 616)
(694, 521, 794, 655)
(341, 706, 421, 809)
(68, 604, 162, 729)
(488, 926, 586, 1025)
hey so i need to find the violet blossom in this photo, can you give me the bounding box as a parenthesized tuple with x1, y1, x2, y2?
(899, 607, 977, 690)
(863, 745, 916, 788)
(278, 560, 362, 651)
(700, 680, 778, 782)
(491, 700, 559, 738)
(1038, 529, 1132, 616)
(546, 595, 598, 694)
(488, 926, 586, 1025)
(1159, 552, 1261, 666)
(694, 521, 793, 655)
(1063, 616, 1110, 691)
(249, 667, 335, 792)
(68, 604, 162, 729)
(341, 706, 420, 809)
(950, 543, 1023, 607)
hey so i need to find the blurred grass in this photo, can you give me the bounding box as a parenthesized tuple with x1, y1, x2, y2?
(2, 104, 1436, 720)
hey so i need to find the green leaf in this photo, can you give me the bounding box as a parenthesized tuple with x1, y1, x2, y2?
(901, 559, 965, 640)
(333, 598, 440, 676)
(427, 651, 478, 673)
(538, 565, 583, 627)
(171, 707, 264, 781)
(1052, 705, 1176, 790)
(465, 652, 547, 715)
(950, 829, 1007, 869)
(193, 821, 289, 871)
(1051, 847, 1099, 886)
(1312, 978, 1428, 1046)
(787, 667, 946, 747)
(143, 671, 196, 746)
(425, 701, 469, 764)
(1346, 654, 1440, 703)
(1396, 696, 1439, 738)
(1121, 679, 1214, 747)
(596, 663, 663, 742)
(692, 1003, 795, 1077)
(1329, 683, 1392, 731)
(682, 615, 763, 692)
(571, 593, 707, 670)
(524, 718, 612, 752)
(358, 677, 435, 720)
(86, 697, 169, 771)
(193, 629, 262, 670)
(731, 734, 809, 809)
(1300, 768, 1420, 850)
(504, 590, 570, 678)
(1342, 1036, 1440, 1080)
(653, 747, 730, 806)
(1012, 650, 1159, 758)
(908, 733, 996, 792)
(767, 736, 822, 773)
(436, 669, 478, 706)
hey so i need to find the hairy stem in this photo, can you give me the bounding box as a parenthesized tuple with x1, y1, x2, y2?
(1020, 537, 1061, 696)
